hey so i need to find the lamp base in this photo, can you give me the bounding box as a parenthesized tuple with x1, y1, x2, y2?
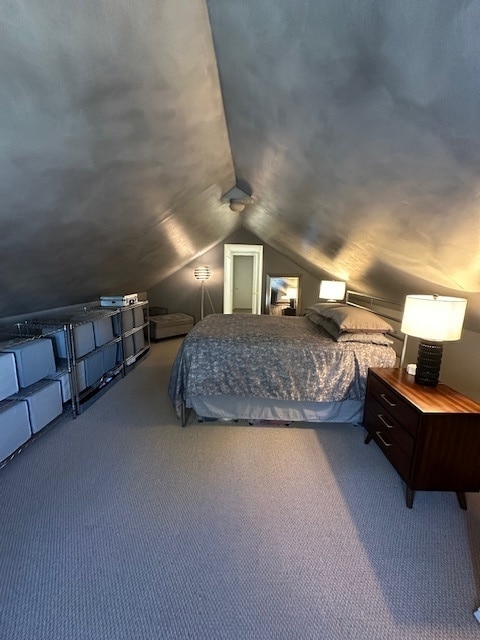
(415, 340, 443, 387)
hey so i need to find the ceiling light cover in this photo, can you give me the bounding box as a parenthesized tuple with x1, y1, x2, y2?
(229, 200, 246, 212)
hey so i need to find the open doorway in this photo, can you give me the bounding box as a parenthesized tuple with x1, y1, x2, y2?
(223, 244, 263, 314)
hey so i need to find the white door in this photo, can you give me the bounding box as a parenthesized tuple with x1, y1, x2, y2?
(233, 255, 254, 312)
(223, 244, 263, 314)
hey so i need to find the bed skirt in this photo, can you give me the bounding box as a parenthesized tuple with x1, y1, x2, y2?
(188, 395, 364, 425)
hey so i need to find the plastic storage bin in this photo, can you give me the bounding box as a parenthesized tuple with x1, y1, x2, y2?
(0, 400, 31, 461)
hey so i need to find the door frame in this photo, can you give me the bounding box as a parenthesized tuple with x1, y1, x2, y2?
(223, 244, 263, 314)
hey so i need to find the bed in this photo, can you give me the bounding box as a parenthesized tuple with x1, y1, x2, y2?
(168, 291, 403, 426)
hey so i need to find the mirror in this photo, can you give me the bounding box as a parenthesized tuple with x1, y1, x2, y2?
(265, 275, 301, 316)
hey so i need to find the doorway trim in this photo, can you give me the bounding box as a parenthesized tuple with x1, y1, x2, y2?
(223, 244, 263, 314)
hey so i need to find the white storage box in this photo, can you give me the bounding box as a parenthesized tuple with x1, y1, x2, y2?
(84, 351, 104, 387)
(102, 344, 118, 373)
(69, 323, 95, 358)
(123, 335, 135, 360)
(47, 324, 95, 359)
(92, 316, 114, 347)
(46, 369, 72, 403)
(0, 338, 56, 388)
(13, 380, 63, 434)
(133, 306, 144, 328)
(0, 352, 19, 401)
(120, 309, 135, 332)
(133, 330, 145, 353)
(73, 360, 87, 392)
(0, 400, 31, 461)
(100, 294, 138, 307)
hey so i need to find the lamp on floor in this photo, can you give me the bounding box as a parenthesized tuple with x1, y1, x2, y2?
(400, 294, 467, 386)
(194, 266, 215, 320)
(319, 280, 346, 302)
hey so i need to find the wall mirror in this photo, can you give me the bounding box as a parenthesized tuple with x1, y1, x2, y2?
(265, 275, 301, 316)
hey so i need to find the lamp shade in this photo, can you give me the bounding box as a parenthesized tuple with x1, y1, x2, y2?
(401, 295, 467, 342)
(319, 280, 346, 301)
(194, 266, 211, 281)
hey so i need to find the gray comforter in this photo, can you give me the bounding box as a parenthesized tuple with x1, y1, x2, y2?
(168, 313, 396, 417)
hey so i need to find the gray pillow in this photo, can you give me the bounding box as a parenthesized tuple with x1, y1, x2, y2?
(336, 332, 394, 346)
(305, 311, 393, 345)
(305, 310, 342, 338)
(315, 305, 393, 333)
(306, 302, 346, 315)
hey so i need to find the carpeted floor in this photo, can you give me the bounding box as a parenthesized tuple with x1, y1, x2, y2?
(1, 338, 480, 639)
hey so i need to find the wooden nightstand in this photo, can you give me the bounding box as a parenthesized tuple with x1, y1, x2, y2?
(363, 367, 480, 509)
(282, 307, 296, 316)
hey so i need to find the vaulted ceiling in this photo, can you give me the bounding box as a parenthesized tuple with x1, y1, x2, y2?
(1, 1, 480, 326)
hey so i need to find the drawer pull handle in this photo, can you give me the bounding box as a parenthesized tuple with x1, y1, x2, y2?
(380, 393, 396, 407)
(378, 413, 394, 429)
(376, 431, 393, 447)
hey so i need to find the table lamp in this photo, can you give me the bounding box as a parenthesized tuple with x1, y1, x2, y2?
(319, 280, 346, 302)
(400, 294, 467, 386)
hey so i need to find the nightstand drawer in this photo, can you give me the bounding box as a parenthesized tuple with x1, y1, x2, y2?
(364, 395, 415, 457)
(368, 374, 419, 437)
(364, 408, 412, 482)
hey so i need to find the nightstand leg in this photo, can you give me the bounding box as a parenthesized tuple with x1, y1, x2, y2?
(180, 401, 191, 427)
(364, 432, 372, 444)
(456, 492, 467, 510)
(406, 487, 415, 509)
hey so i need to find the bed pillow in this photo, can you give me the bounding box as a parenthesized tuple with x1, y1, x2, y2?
(305, 311, 393, 345)
(335, 332, 394, 346)
(307, 302, 346, 315)
(307, 304, 393, 333)
(305, 310, 342, 337)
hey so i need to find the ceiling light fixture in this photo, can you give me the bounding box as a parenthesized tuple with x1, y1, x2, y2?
(229, 200, 246, 212)
(221, 186, 253, 213)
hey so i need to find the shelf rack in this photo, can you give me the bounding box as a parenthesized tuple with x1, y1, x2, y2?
(1, 300, 150, 418)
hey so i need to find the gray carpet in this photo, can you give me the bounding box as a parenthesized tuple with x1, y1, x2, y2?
(1, 338, 480, 640)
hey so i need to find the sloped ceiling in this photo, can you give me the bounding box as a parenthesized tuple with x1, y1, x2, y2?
(1, 1, 480, 325)
(206, 0, 480, 324)
(0, 0, 239, 316)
